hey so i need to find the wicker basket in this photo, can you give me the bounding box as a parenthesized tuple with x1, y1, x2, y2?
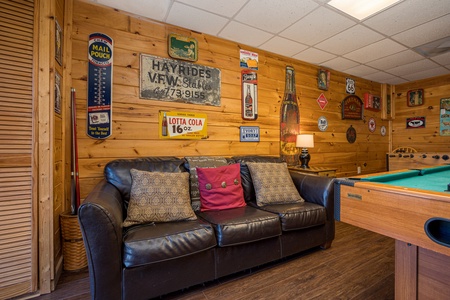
(60, 213, 88, 271)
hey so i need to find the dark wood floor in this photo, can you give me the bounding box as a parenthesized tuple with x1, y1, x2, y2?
(36, 221, 395, 300)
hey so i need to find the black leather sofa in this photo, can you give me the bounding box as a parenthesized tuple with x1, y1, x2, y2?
(78, 156, 335, 300)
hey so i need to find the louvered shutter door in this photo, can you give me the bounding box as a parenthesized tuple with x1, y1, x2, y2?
(0, 0, 36, 298)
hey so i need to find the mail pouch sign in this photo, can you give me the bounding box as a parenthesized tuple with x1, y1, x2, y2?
(140, 54, 221, 106)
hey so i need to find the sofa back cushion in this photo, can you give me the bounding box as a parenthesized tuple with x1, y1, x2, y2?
(104, 157, 186, 210)
(232, 156, 282, 204)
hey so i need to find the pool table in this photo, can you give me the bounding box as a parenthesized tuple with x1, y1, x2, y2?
(335, 165, 450, 300)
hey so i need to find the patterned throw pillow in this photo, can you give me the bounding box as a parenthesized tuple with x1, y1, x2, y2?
(197, 163, 246, 211)
(246, 162, 304, 206)
(185, 156, 229, 211)
(123, 169, 197, 227)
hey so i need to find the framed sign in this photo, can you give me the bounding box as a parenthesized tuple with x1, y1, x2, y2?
(341, 95, 363, 120)
(159, 111, 207, 139)
(440, 98, 450, 136)
(140, 54, 221, 106)
(318, 69, 330, 90)
(168, 33, 198, 62)
(364, 93, 381, 111)
(241, 70, 258, 120)
(240, 126, 260, 142)
(406, 116, 425, 129)
(407, 89, 424, 106)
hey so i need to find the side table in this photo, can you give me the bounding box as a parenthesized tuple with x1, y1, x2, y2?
(288, 166, 337, 177)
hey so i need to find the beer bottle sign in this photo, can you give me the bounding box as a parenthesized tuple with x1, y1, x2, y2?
(280, 66, 300, 166)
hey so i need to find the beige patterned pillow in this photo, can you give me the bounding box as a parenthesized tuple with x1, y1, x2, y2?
(123, 169, 197, 227)
(246, 162, 304, 206)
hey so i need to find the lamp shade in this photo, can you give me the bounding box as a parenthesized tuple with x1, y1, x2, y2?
(296, 134, 314, 148)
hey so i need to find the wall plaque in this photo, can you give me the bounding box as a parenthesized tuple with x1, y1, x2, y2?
(159, 111, 207, 139)
(341, 95, 363, 120)
(140, 54, 221, 106)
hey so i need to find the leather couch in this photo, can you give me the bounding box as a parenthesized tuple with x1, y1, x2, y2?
(78, 156, 335, 300)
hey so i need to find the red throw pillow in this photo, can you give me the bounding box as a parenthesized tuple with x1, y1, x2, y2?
(197, 163, 246, 211)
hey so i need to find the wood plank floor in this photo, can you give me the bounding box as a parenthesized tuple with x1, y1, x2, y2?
(36, 221, 395, 300)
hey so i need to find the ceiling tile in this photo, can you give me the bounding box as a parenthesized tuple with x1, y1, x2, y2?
(402, 66, 450, 81)
(315, 25, 384, 55)
(344, 39, 407, 63)
(293, 48, 336, 64)
(175, 0, 246, 18)
(343, 65, 378, 77)
(322, 57, 360, 70)
(259, 37, 308, 57)
(386, 59, 441, 76)
(364, 0, 450, 35)
(366, 50, 424, 70)
(234, 0, 318, 34)
(219, 21, 274, 48)
(392, 15, 450, 47)
(280, 7, 356, 46)
(361, 71, 402, 83)
(95, 0, 172, 21)
(431, 51, 450, 65)
(166, 2, 229, 35)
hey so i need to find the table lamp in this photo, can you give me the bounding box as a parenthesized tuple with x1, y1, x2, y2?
(296, 134, 314, 169)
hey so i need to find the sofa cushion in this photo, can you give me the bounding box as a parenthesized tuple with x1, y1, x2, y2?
(185, 156, 229, 211)
(104, 157, 186, 210)
(123, 169, 197, 227)
(255, 202, 327, 231)
(197, 164, 246, 211)
(232, 156, 282, 204)
(197, 206, 281, 247)
(246, 162, 304, 206)
(123, 220, 216, 267)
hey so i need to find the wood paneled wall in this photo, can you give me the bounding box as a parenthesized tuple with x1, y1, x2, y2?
(70, 0, 389, 200)
(393, 74, 450, 152)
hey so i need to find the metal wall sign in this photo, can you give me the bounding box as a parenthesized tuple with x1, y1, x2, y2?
(140, 54, 221, 106)
(240, 126, 260, 142)
(159, 111, 207, 139)
(87, 32, 113, 139)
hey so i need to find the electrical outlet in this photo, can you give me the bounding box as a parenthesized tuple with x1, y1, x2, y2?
(357, 166, 361, 174)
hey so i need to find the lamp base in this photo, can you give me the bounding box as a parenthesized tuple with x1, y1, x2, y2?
(299, 148, 311, 169)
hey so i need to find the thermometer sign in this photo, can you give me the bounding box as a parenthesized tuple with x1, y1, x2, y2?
(87, 33, 113, 139)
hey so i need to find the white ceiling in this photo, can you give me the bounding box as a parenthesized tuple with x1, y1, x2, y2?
(90, 0, 450, 84)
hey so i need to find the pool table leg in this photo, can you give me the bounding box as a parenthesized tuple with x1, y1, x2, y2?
(395, 240, 418, 300)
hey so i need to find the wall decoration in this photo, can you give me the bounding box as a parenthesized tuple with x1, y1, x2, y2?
(341, 95, 363, 120)
(241, 70, 258, 120)
(55, 19, 63, 66)
(280, 66, 300, 166)
(240, 126, 260, 142)
(318, 69, 330, 90)
(159, 111, 207, 139)
(406, 116, 426, 129)
(346, 78, 355, 94)
(54, 71, 62, 115)
(407, 89, 424, 106)
(318, 116, 328, 132)
(364, 93, 381, 111)
(140, 54, 221, 106)
(368, 117, 376, 132)
(168, 33, 198, 62)
(440, 98, 450, 136)
(87, 33, 113, 139)
(239, 49, 258, 70)
(317, 93, 328, 110)
(346, 125, 356, 143)
(380, 125, 386, 136)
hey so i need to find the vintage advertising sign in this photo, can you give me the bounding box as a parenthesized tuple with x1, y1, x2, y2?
(168, 33, 198, 62)
(341, 95, 363, 120)
(140, 54, 221, 106)
(159, 111, 207, 139)
(317, 93, 328, 110)
(87, 33, 113, 139)
(240, 49, 258, 70)
(440, 98, 450, 136)
(241, 70, 258, 120)
(406, 117, 426, 129)
(240, 126, 260, 142)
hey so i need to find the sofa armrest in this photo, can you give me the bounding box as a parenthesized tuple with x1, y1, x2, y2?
(78, 179, 123, 300)
(289, 171, 335, 246)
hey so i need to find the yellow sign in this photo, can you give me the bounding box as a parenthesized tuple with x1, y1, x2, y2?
(159, 111, 207, 139)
